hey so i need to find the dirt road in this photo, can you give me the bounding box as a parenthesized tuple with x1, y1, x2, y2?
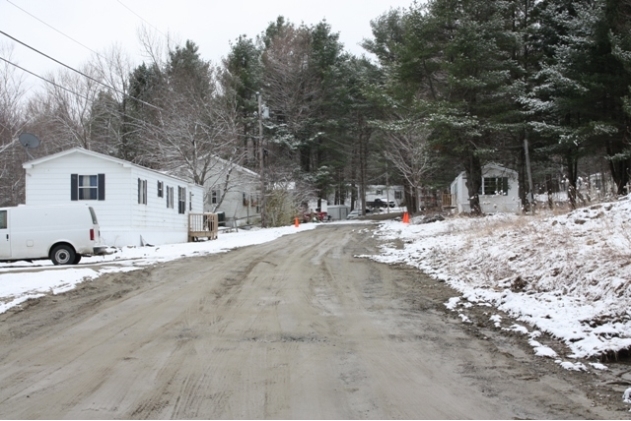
(0, 224, 625, 419)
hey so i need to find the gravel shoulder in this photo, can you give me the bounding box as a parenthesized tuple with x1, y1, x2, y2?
(0, 224, 627, 419)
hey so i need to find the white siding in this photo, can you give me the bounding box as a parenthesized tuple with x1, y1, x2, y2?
(451, 164, 520, 215)
(24, 153, 133, 237)
(24, 149, 205, 247)
(204, 168, 260, 227)
(129, 166, 204, 245)
(479, 164, 520, 214)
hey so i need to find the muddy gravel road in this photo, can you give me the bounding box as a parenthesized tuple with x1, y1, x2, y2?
(0, 224, 627, 419)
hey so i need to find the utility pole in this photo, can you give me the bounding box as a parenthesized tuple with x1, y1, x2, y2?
(257, 92, 266, 227)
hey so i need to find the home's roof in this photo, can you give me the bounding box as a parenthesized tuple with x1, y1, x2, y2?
(453, 163, 517, 181)
(23, 147, 201, 187)
(482, 162, 517, 175)
(204, 154, 259, 178)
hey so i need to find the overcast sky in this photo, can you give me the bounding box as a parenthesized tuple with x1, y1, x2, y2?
(1, 0, 414, 96)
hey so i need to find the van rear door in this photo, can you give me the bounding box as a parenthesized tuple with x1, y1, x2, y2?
(0, 209, 10, 259)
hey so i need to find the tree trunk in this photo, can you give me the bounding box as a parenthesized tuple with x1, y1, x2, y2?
(606, 140, 631, 195)
(463, 152, 482, 215)
(566, 148, 579, 209)
(517, 146, 528, 212)
(404, 185, 416, 215)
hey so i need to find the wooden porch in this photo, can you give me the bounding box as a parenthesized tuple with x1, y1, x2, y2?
(188, 213, 219, 242)
(442, 193, 456, 210)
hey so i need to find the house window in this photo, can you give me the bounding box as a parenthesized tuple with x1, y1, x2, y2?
(138, 178, 147, 204)
(481, 177, 509, 195)
(242, 192, 249, 207)
(395, 191, 403, 200)
(0, 210, 6, 229)
(157, 181, 164, 198)
(71, 174, 105, 201)
(178, 186, 186, 214)
(376, 190, 383, 195)
(166, 186, 174, 208)
(210, 189, 218, 205)
(79, 175, 98, 200)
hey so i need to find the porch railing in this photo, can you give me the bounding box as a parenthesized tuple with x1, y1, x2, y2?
(188, 213, 218, 242)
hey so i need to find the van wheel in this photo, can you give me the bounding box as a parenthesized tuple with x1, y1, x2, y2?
(51, 245, 75, 265)
(73, 254, 82, 264)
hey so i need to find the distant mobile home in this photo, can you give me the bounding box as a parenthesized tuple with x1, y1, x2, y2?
(22, 148, 204, 247)
(328, 185, 405, 209)
(450, 163, 520, 214)
(202, 156, 261, 228)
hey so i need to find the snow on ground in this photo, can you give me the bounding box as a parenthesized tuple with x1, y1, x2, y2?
(367, 196, 631, 366)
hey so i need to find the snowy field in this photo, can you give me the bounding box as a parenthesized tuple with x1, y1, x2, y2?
(2, 201, 630, 374)
(368, 196, 631, 371)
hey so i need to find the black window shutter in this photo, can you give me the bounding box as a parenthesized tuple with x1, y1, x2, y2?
(98, 174, 105, 201)
(138, 178, 141, 204)
(71, 174, 78, 201)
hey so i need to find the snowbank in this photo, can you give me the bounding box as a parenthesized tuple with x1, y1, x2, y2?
(369, 197, 631, 360)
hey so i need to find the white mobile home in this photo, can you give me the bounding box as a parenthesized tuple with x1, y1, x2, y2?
(365, 185, 405, 206)
(329, 185, 405, 209)
(450, 163, 520, 214)
(22, 148, 204, 247)
(203, 157, 260, 227)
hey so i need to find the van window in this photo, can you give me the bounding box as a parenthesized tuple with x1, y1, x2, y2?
(88, 207, 98, 225)
(0, 210, 6, 229)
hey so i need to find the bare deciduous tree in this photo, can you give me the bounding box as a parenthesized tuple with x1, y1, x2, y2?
(381, 119, 434, 214)
(0, 42, 27, 205)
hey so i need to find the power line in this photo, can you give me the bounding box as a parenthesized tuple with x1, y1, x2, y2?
(1, 50, 250, 148)
(0, 56, 91, 101)
(0, 29, 246, 143)
(0, 30, 113, 92)
(5, 0, 106, 62)
(0, 56, 177, 140)
(116, 0, 168, 39)
(0, 29, 163, 112)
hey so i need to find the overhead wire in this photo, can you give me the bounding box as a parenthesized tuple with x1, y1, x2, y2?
(116, 0, 168, 39)
(1, 3, 280, 179)
(0, 56, 91, 101)
(0, 19, 356, 160)
(0, 29, 164, 112)
(4, 0, 106, 62)
(1, 0, 171, 111)
(1, 56, 252, 160)
(1, 52, 251, 152)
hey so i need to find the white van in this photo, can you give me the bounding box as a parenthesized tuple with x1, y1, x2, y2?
(0, 203, 105, 265)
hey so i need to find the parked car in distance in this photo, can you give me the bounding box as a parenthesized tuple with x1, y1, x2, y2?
(346, 209, 371, 220)
(0, 203, 105, 265)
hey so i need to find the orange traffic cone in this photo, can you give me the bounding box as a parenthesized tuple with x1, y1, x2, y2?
(294, 217, 300, 227)
(403, 212, 409, 224)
